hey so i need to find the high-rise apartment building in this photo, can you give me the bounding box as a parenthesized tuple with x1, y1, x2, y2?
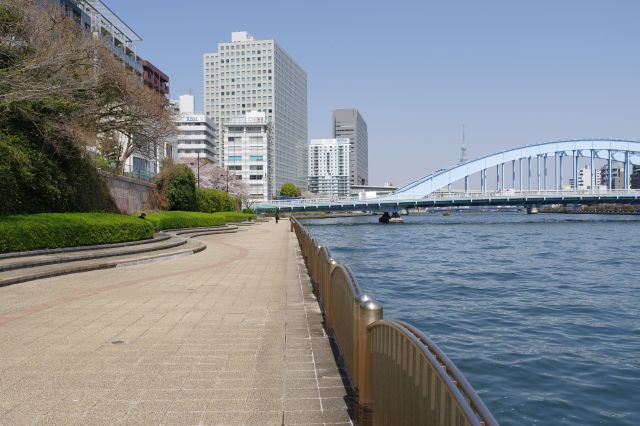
(308, 138, 350, 197)
(203, 31, 308, 196)
(223, 111, 273, 202)
(332, 109, 368, 186)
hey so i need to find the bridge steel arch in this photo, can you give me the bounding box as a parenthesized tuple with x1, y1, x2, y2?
(392, 139, 640, 198)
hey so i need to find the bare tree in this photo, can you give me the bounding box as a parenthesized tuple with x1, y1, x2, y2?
(0, 0, 175, 169)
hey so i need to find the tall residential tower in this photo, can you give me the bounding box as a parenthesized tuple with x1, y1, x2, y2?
(204, 31, 308, 196)
(308, 138, 351, 197)
(332, 109, 368, 186)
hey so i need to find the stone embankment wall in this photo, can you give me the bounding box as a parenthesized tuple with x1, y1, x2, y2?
(103, 173, 155, 213)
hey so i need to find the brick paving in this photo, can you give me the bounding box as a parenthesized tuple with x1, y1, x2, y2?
(0, 220, 353, 425)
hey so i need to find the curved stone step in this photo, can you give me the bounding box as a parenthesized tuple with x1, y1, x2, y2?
(0, 234, 171, 260)
(0, 224, 248, 287)
(0, 237, 188, 273)
(169, 224, 238, 236)
(0, 239, 206, 288)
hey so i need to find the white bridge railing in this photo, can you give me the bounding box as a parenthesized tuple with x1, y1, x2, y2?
(257, 189, 640, 209)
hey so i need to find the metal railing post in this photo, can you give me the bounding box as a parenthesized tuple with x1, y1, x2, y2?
(357, 297, 383, 426)
(312, 243, 322, 297)
(325, 258, 338, 335)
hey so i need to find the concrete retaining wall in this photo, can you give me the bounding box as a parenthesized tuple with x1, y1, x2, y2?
(103, 173, 156, 213)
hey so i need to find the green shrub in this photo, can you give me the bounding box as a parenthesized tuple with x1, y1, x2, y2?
(279, 182, 301, 197)
(0, 132, 117, 214)
(143, 211, 256, 230)
(0, 213, 154, 253)
(196, 188, 236, 213)
(155, 163, 196, 211)
(242, 208, 255, 214)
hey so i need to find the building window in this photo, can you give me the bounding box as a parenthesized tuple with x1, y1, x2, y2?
(228, 155, 242, 161)
(249, 155, 263, 161)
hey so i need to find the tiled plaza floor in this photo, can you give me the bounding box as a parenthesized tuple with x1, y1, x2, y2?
(0, 221, 353, 425)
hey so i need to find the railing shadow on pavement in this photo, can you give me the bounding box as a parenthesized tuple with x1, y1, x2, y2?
(290, 217, 499, 426)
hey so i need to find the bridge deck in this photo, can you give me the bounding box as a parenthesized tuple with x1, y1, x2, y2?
(258, 190, 640, 212)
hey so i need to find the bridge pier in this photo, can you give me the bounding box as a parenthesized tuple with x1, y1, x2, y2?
(560, 154, 565, 190)
(608, 150, 613, 190)
(544, 154, 548, 191)
(590, 150, 595, 191)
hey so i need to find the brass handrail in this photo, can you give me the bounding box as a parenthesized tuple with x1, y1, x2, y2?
(289, 217, 497, 425)
(368, 320, 497, 426)
(396, 321, 498, 426)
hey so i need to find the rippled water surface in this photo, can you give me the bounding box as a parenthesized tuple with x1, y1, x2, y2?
(301, 213, 640, 425)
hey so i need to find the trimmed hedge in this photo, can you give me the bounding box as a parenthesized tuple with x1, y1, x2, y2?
(0, 213, 154, 253)
(143, 211, 256, 231)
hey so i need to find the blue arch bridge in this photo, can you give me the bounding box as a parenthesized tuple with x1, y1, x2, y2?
(256, 139, 640, 213)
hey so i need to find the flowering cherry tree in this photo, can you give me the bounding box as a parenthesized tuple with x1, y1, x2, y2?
(186, 160, 250, 206)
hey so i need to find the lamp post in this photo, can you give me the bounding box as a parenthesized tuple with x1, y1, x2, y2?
(196, 151, 200, 188)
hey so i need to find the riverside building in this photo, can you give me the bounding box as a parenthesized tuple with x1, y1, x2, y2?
(223, 111, 273, 202)
(570, 166, 602, 190)
(61, 0, 143, 78)
(54, 0, 173, 180)
(600, 165, 626, 189)
(332, 108, 368, 186)
(203, 31, 308, 193)
(172, 95, 217, 164)
(308, 138, 351, 197)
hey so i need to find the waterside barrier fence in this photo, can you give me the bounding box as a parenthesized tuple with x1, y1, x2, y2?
(291, 217, 499, 426)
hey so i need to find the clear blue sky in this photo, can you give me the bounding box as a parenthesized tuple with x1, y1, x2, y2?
(108, 0, 640, 186)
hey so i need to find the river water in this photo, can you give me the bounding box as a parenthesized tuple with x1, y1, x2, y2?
(301, 213, 640, 425)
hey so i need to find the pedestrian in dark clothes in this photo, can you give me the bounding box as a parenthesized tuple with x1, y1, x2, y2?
(275, 211, 280, 224)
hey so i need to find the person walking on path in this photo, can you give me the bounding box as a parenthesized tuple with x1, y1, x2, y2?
(275, 211, 280, 224)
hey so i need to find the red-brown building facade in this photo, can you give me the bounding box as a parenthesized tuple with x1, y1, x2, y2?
(140, 60, 170, 97)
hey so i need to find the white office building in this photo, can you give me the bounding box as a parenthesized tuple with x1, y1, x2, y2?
(224, 111, 272, 202)
(172, 94, 217, 164)
(308, 138, 350, 197)
(204, 31, 308, 194)
(571, 166, 602, 190)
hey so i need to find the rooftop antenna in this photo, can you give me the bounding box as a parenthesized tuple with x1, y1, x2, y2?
(460, 124, 468, 163)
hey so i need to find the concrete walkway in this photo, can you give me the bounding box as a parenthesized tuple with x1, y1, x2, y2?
(0, 220, 353, 425)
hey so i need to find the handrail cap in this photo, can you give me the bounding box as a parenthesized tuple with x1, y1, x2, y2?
(356, 293, 372, 304)
(360, 298, 383, 312)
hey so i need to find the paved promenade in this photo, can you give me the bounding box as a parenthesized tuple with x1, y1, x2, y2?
(0, 221, 353, 425)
